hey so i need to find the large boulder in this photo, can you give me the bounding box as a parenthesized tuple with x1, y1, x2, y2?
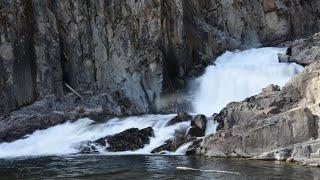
(186, 126, 205, 138)
(191, 114, 207, 130)
(186, 114, 207, 138)
(151, 135, 203, 155)
(94, 127, 154, 152)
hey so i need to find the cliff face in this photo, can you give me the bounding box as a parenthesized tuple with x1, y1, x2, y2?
(1, 0, 320, 116)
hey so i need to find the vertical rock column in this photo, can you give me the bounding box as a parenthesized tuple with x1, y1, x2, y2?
(11, 0, 37, 107)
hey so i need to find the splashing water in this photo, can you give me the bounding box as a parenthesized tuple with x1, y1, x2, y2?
(193, 47, 303, 116)
(0, 47, 303, 158)
(0, 114, 191, 158)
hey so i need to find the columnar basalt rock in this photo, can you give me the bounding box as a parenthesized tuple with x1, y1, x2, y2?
(0, 0, 320, 139)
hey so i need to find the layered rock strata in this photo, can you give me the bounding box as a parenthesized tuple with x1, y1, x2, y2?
(197, 33, 320, 166)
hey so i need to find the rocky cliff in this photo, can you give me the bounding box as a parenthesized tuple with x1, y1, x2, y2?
(197, 33, 320, 166)
(0, 0, 320, 142)
(1, 0, 320, 116)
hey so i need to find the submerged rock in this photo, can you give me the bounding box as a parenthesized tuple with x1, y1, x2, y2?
(78, 141, 100, 154)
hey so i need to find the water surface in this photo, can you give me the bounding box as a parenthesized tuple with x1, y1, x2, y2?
(1, 155, 319, 179)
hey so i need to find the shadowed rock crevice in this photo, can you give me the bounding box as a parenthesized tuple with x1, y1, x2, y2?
(12, 0, 37, 107)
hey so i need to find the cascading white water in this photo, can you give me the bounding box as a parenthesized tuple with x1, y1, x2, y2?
(193, 47, 303, 117)
(0, 114, 190, 158)
(0, 47, 303, 158)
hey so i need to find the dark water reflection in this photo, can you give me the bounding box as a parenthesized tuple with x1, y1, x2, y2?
(0, 155, 320, 179)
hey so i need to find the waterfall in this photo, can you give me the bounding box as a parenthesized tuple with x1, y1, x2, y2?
(0, 47, 303, 158)
(193, 47, 303, 116)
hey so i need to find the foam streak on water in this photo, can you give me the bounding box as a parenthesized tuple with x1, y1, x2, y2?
(193, 47, 303, 116)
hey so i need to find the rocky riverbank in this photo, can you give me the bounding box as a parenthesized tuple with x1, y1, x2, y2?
(195, 33, 320, 167)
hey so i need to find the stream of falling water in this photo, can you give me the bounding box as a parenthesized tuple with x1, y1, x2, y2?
(0, 47, 303, 158)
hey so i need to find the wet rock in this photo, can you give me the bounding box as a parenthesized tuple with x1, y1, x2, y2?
(186, 138, 203, 155)
(95, 127, 154, 152)
(186, 126, 205, 138)
(254, 147, 293, 161)
(0, 112, 65, 142)
(185, 115, 207, 138)
(166, 112, 192, 126)
(78, 141, 100, 154)
(151, 135, 186, 153)
(191, 115, 207, 131)
(291, 144, 312, 161)
(278, 53, 291, 63)
(253, 139, 320, 166)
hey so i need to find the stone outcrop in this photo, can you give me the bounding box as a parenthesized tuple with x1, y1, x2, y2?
(279, 33, 320, 66)
(79, 127, 154, 153)
(253, 139, 320, 167)
(197, 34, 320, 166)
(152, 114, 207, 154)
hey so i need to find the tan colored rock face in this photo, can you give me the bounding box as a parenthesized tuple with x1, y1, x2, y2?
(201, 108, 317, 157)
(284, 33, 320, 66)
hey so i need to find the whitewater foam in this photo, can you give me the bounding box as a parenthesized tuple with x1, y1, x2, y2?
(193, 47, 303, 116)
(0, 114, 191, 158)
(0, 47, 303, 158)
